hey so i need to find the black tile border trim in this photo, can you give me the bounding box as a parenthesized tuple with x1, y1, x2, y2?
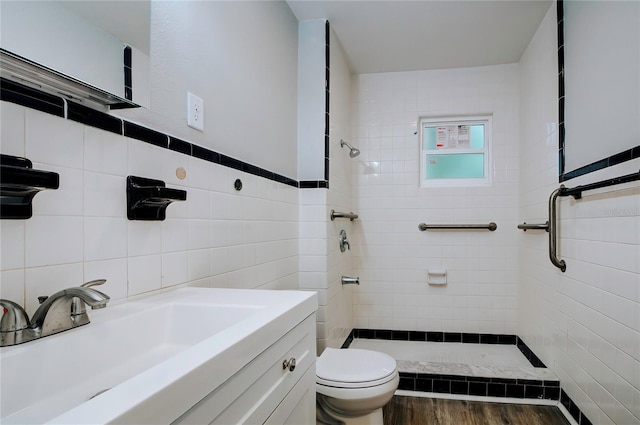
(559, 146, 640, 182)
(397, 372, 560, 401)
(0, 77, 65, 117)
(348, 328, 541, 365)
(1, 79, 303, 189)
(342, 328, 593, 424)
(561, 389, 594, 425)
(67, 101, 123, 134)
(556, 0, 640, 183)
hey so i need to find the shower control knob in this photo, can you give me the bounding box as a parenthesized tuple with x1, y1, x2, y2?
(283, 357, 296, 372)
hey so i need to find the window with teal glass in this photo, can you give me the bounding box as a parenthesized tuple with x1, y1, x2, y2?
(420, 116, 491, 187)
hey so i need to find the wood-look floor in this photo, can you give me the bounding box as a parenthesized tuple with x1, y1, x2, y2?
(383, 396, 571, 425)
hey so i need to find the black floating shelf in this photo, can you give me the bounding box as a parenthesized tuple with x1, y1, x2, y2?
(127, 176, 187, 221)
(1, 154, 59, 219)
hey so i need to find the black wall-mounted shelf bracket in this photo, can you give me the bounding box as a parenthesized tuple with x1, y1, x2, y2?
(0, 154, 60, 219)
(126, 176, 187, 221)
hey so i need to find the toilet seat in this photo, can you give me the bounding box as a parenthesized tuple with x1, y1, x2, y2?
(316, 348, 397, 389)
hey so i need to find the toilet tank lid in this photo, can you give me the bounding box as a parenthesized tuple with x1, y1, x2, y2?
(316, 348, 397, 383)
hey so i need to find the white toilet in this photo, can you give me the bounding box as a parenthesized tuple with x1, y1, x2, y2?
(316, 348, 399, 425)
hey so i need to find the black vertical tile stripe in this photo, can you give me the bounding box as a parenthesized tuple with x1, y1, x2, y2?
(124, 66, 132, 88)
(124, 46, 132, 67)
(324, 20, 330, 188)
(557, 0, 565, 179)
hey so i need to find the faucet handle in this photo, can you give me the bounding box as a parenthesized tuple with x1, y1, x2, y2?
(80, 279, 107, 288)
(0, 299, 31, 331)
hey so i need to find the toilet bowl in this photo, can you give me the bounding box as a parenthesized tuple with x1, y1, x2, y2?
(316, 348, 399, 425)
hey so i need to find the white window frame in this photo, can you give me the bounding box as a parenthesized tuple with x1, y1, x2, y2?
(419, 115, 492, 188)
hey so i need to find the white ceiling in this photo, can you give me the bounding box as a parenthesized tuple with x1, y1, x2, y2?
(287, 0, 553, 74)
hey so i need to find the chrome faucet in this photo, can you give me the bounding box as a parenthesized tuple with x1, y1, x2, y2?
(0, 279, 109, 346)
(339, 229, 350, 252)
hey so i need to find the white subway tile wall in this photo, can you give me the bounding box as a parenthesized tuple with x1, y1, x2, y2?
(0, 103, 299, 317)
(350, 64, 521, 335)
(519, 6, 639, 425)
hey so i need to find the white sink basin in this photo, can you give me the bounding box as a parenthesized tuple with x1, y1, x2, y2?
(0, 287, 317, 424)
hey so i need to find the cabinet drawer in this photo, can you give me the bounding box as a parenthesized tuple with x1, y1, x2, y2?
(264, 366, 315, 425)
(173, 314, 316, 425)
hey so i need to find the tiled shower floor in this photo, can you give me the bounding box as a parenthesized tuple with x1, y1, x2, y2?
(349, 338, 558, 382)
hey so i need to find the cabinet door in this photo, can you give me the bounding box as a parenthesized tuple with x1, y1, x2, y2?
(264, 366, 315, 425)
(172, 315, 315, 425)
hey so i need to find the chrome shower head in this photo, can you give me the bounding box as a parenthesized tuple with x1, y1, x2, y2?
(340, 140, 360, 158)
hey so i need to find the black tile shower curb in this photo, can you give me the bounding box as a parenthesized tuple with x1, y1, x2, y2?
(342, 327, 592, 424)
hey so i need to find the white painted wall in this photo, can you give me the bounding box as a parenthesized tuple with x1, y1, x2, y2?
(115, 1, 299, 179)
(350, 64, 520, 334)
(1, 1, 124, 97)
(297, 20, 326, 181)
(518, 5, 640, 424)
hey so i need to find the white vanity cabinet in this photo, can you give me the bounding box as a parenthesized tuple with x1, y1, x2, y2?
(173, 314, 316, 425)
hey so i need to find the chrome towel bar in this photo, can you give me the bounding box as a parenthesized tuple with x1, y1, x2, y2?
(331, 210, 358, 221)
(418, 222, 497, 231)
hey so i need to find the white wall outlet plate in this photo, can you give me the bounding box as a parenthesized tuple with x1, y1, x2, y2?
(187, 92, 204, 131)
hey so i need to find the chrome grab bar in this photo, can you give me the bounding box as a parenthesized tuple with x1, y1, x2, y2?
(547, 170, 639, 272)
(548, 188, 566, 272)
(418, 222, 497, 231)
(517, 221, 549, 232)
(331, 210, 358, 221)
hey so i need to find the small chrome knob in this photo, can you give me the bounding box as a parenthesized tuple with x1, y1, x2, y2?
(283, 357, 296, 372)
